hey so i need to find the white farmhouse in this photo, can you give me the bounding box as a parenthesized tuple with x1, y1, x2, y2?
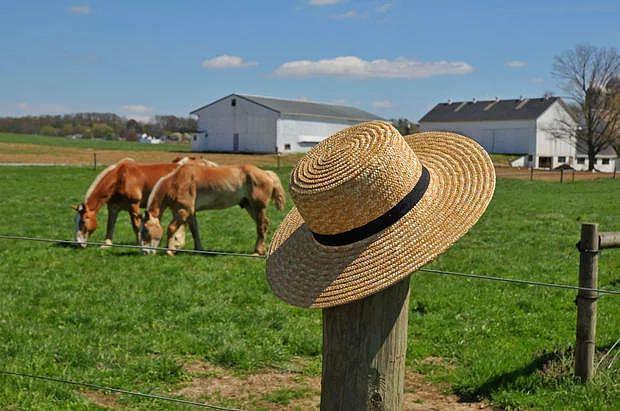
(190, 94, 383, 153)
(419, 97, 617, 172)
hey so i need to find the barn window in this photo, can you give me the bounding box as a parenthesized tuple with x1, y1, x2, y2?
(602, 158, 610, 165)
(284, 144, 291, 151)
(557, 156, 566, 163)
(577, 158, 585, 165)
(527, 155, 533, 161)
(193, 135, 197, 141)
(231, 98, 236, 107)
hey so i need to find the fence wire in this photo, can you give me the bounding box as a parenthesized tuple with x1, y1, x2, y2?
(0, 370, 241, 410)
(1, 233, 619, 296)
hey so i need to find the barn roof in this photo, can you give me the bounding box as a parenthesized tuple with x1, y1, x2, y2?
(419, 97, 569, 122)
(191, 94, 384, 122)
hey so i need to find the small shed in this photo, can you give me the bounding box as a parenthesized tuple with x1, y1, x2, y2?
(190, 94, 383, 153)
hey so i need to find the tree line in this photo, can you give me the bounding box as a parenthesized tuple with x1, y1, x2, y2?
(0, 113, 197, 141)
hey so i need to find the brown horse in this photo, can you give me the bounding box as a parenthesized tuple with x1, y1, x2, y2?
(140, 162, 286, 256)
(72, 157, 216, 247)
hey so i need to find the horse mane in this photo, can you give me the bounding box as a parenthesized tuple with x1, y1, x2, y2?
(147, 165, 178, 213)
(84, 158, 135, 203)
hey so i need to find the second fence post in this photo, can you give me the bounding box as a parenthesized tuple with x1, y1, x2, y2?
(321, 276, 410, 409)
(575, 223, 599, 382)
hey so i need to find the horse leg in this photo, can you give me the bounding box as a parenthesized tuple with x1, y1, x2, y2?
(188, 213, 203, 251)
(102, 205, 120, 248)
(129, 203, 142, 244)
(166, 210, 188, 256)
(246, 203, 269, 256)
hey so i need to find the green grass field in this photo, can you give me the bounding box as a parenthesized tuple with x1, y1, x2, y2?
(0, 133, 191, 152)
(0, 166, 619, 409)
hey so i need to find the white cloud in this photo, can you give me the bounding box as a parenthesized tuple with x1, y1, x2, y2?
(308, 0, 342, 5)
(201, 55, 257, 69)
(373, 100, 393, 109)
(120, 104, 152, 113)
(275, 56, 473, 79)
(505, 60, 526, 68)
(375, 3, 392, 13)
(68, 5, 91, 14)
(332, 10, 359, 19)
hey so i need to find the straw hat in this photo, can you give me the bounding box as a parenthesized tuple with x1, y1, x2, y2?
(266, 121, 495, 308)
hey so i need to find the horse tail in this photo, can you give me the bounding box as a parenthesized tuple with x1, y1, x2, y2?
(265, 170, 286, 211)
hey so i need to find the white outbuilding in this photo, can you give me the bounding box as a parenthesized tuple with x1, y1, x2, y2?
(419, 97, 618, 172)
(190, 94, 383, 153)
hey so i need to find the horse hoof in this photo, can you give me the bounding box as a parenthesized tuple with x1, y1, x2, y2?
(166, 250, 176, 256)
(100, 239, 113, 249)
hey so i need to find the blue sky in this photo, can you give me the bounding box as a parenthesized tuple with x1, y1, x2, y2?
(1, 0, 618, 122)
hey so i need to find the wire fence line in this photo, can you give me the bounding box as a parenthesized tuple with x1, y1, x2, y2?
(1, 233, 619, 296)
(0, 370, 241, 410)
(0, 234, 264, 259)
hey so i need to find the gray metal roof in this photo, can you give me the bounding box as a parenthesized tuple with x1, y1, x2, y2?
(191, 94, 384, 122)
(576, 143, 618, 157)
(419, 97, 567, 122)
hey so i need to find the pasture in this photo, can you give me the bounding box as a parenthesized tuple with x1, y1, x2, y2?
(0, 165, 619, 409)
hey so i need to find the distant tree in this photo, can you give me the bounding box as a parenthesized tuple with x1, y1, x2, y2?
(92, 123, 115, 139)
(39, 125, 60, 136)
(61, 123, 74, 136)
(552, 44, 620, 170)
(389, 118, 419, 136)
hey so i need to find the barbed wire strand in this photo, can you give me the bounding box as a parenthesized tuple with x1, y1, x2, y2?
(0, 234, 619, 296)
(0, 370, 241, 410)
(0, 234, 263, 258)
(417, 268, 620, 296)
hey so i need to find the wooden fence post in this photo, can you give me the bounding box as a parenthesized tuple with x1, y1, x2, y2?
(575, 223, 599, 382)
(530, 167, 534, 181)
(321, 276, 410, 410)
(560, 168, 564, 184)
(93, 152, 97, 170)
(572, 169, 575, 183)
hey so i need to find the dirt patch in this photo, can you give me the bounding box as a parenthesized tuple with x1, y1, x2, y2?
(81, 390, 120, 409)
(172, 360, 493, 410)
(495, 165, 616, 182)
(0, 142, 302, 168)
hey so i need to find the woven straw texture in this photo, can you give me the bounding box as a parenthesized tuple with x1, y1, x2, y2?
(266, 121, 496, 308)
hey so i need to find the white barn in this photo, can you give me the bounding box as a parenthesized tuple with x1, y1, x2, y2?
(190, 94, 383, 153)
(419, 97, 618, 172)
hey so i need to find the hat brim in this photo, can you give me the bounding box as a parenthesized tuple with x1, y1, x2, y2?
(266, 132, 496, 308)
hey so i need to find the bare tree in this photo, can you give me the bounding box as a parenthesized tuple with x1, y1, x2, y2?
(552, 44, 620, 170)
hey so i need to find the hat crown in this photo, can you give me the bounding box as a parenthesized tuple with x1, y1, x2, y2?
(290, 121, 423, 235)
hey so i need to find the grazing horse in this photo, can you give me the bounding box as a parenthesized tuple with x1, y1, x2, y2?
(73, 157, 216, 247)
(140, 162, 286, 256)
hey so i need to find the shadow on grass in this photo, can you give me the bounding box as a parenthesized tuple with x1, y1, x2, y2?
(457, 342, 617, 402)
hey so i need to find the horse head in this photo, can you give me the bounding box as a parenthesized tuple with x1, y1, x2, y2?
(72, 203, 97, 247)
(140, 211, 163, 254)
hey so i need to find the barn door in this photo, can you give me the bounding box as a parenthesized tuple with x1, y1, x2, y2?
(233, 133, 239, 152)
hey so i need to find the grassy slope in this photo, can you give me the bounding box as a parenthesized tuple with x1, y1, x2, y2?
(0, 133, 190, 152)
(0, 166, 618, 409)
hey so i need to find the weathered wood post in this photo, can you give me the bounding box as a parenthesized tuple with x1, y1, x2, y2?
(575, 223, 599, 382)
(560, 168, 564, 183)
(572, 169, 576, 183)
(93, 152, 97, 170)
(529, 166, 534, 181)
(321, 276, 410, 410)
(275, 146, 281, 170)
(613, 168, 616, 179)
